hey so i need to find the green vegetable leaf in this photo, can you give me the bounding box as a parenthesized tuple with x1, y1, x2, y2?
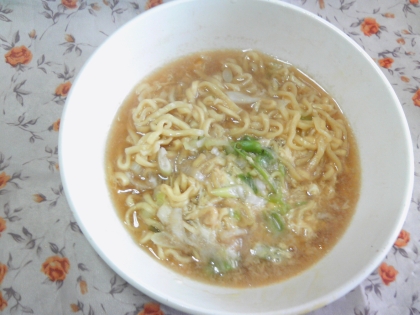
(233, 136, 263, 153)
(155, 191, 166, 206)
(229, 136, 284, 195)
(268, 192, 286, 205)
(250, 243, 290, 263)
(206, 250, 238, 275)
(238, 173, 258, 194)
(263, 210, 285, 233)
(211, 185, 244, 198)
(252, 158, 277, 192)
(149, 225, 161, 233)
(229, 208, 241, 220)
(207, 259, 234, 275)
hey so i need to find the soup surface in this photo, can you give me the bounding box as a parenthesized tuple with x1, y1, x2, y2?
(106, 50, 360, 287)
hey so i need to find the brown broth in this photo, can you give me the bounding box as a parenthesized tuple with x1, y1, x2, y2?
(105, 50, 361, 287)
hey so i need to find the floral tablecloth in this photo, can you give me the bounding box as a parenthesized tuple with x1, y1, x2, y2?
(0, 0, 419, 314)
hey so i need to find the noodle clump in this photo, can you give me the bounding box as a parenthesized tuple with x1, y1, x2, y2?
(106, 50, 360, 286)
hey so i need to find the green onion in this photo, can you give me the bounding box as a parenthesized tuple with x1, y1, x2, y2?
(250, 244, 289, 263)
(228, 209, 241, 221)
(300, 115, 312, 121)
(278, 162, 286, 178)
(276, 204, 291, 216)
(238, 173, 258, 194)
(228, 137, 288, 202)
(155, 191, 166, 206)
(149, 225, 161, 233)
(233, 146, 276, 192)
(233, 137, 263, 153)
(263, 210, 285, 233)
(206, 255, 237, 275)
(268, 192, 284, 205)
(270, 212, 285, 231)
(230, 137, 279, 193)
(251, 158, 277, 193)
(211, 185, 244, 198)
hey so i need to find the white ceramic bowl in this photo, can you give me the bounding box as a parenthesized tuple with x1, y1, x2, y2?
(59, 0, 414, 314)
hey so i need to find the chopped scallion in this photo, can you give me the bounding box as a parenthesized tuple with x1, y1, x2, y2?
(238, 173, 258, 194)
(211, 185, 244, 198)
(300, 115, 312, 121)
(155, 191, 166, 206)
(149, 225, 161, 233)
(233, 137, 263, 154)
(263, 210, 285, 233)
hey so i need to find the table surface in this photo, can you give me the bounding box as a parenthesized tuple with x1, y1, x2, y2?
(0, 0, 419, 314)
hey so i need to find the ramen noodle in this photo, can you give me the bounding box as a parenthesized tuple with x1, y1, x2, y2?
(106, 50, 360, 287)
